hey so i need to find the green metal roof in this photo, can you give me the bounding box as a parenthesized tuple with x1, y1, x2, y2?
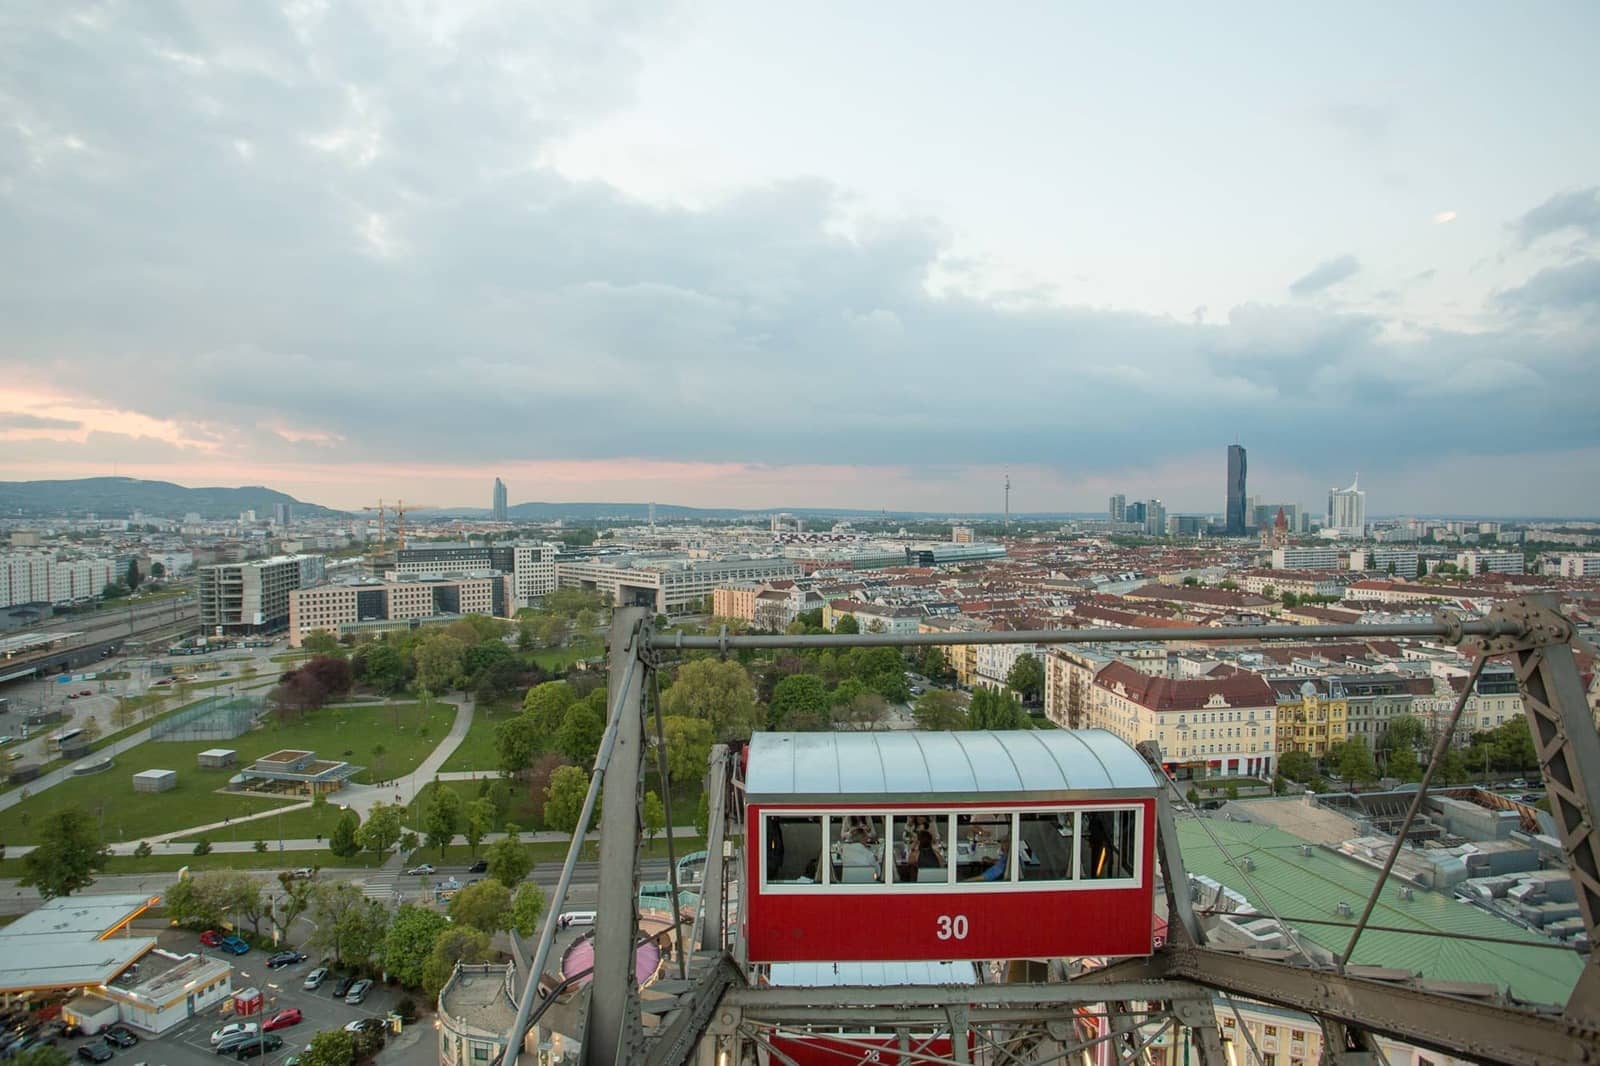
(1175, 816, 1582, 1007)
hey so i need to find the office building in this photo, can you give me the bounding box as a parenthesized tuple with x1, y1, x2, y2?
(1144, 499, 1166, 537)
(288, 571, 515, 646)
(1125, 501, 1147, 528)
(950, 525, 974, 544)
(556, 555, 802, 616)
(1225, 445, 1248, 536)
(1271, 545, 1341, 570)
(273, 502, 291, 529)
(394, 541, 558, 608)
(1456, 550, 1525, 575)
(1327, 475, 1366, 537)
(197, 554, 325, 636)
(491, 478, 508, 522)
(1348, 547, 1419, 575)
(1108, 494, 1126, 523)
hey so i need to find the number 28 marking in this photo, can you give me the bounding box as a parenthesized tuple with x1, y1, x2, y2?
(935, 914, 969, 940)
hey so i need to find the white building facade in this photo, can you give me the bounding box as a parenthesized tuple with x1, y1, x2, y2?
(1326, 476, 1367, 537)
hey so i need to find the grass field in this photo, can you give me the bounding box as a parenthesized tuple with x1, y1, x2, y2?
(437, 697, 519, 773)
(530, 637, 603, 672)
(0, 701, 453, 845)
(0, 847, 386, 877)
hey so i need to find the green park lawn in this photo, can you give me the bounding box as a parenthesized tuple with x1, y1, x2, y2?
(0, 701, 453, 845)
(530, 636, 603, 673)
(437, 697, 520, 773)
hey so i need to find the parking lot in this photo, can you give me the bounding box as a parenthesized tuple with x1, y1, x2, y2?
(59, 929, 412, 1066)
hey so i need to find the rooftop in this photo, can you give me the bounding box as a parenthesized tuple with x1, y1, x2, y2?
(439, 963, 517, 1035)
(0, 894, 160, 994)
(1176, 816, 1582, 1006)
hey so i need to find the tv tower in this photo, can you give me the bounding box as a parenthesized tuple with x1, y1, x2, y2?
(1004, 472, 1011, 531)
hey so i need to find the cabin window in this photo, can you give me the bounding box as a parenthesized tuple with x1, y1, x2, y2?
(765, 815, 823, 884)
(889, 813, 953, 884)
(953, 812, 1013, 883)
(1018, 812, 1074, 881)
(1082, 809, 1137, 880)
(829, 814, 886, 884)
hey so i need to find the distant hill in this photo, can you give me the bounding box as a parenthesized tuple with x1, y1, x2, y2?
(0, 477, 345, 519)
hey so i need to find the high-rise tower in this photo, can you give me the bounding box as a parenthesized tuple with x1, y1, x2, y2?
(492, 478, 508, 522)
(1225, 445, 1248, 536)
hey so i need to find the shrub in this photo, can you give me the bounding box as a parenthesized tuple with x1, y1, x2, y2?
(193, 839, 213, 856)
(133, 841, 153, 858)
(253, 840, 269, 853)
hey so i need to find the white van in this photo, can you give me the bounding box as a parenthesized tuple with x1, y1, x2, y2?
(557, 911, 596, 930)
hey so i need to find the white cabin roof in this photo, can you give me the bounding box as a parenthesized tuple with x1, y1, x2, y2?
(744, 729, 1158, 801)
(767, 960, 979, 987)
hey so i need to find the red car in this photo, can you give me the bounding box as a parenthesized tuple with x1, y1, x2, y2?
(78, 690, 92, 697)
(199, 929, 222, 947)
(263, 1009, 302, 1032)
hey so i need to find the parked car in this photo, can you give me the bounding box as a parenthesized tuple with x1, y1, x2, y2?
(214, 1032, 265, 1057)
(218, 935, 250, 955)
(467, 858, 488, 874)
(344, 979, 373, 1005)
(76, 1043, 114, 1064)
(199, 929, 223, 947)
(302, 967, 328, 991)
(266, 950, 307, 969)
(262, 1010, 302, 1032)
(405, 864, 434, 876)
(101, 1027, 138, 1049)
(330, 975, 356, 999)
(343, 1019, 385, 1035)
(233, 1034, 283, 1060)
(78, 690, 92, 697)
(285, 867, 315, 880)
(210, 1023, 258, 1046)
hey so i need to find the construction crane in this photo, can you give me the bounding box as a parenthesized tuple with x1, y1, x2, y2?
(361, 500, 387, 552)
(392, 500, 437, 550)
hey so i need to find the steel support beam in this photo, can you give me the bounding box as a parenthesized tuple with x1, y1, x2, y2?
(585, 606, 650, 1065)
(698, 744, 730, 952)
(650, 618, 1520, 653)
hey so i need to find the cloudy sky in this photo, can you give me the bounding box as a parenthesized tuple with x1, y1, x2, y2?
(2, 2, 1598, 516)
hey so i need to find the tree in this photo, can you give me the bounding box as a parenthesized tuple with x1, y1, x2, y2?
(641, 790, 665, 851)
(485, 835, 534, 887)
(111, 697, 138, 731)
(544, 765, 591, 833)
(833, 613, 860, 635)
(510, 881, 546, 937)
(555, 700, 605, 765)
(1417, 557, 1429, 579)
(1336, 738, 1379, 786)
(1006, 654, 1044, 704)
(1388, 747, 1422, 782)
(523, 680, 578, 734)
(1277, 750, 1318, 783)
(363, 642, 406, 694)
(1381, 715, 1427, 754)
(149, 560, 166, 580)
(125, 559, 143, 591)
(422, 927, 492, 999)
(80, 716, 101, 743)
(769, 674, 830, 730)
(384, 904, 451, 988)
(415, 633, 468, 693)
(465, 797, 496, 856)
(20, 806, 110, 899)
(495, 713, 541, 777)
(831, 692, 890, 731)
(301, 1029, 357, 1066)
(8, 1047, 71, 1066)
(663, 658, 762, 740)
(968, 687, 1024, 730)
(449, 879, 512, 932)
(275, 873, 314, 939)
(328, 809, 361, 858)
(357, 802, 403, 858)
(694, 790, 710, 835)
(659, 715, 714, 788)
(913, 689, 968, 731)
(1433, 747, 1470, 785)
(308, 883, 388, 966)
(475, 657, 526, 704)
(302, 631, 343, 658)
(133, 840, 152, 858)
(425, 787, 463, 858)
(919, 647, 954, 683)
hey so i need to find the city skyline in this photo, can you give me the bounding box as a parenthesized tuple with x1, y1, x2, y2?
(2, 5, 1598, 515)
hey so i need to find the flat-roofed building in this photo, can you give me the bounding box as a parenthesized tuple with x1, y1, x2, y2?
(238, 748, 360, 796)
(199, 554, 325, 636)
(288, 572, 514, 646)
(557, 555, 802, 616)
(1271, 545, 1341, 570)
(0, 894, 162, 998)
(1457, 549, 1525, 575)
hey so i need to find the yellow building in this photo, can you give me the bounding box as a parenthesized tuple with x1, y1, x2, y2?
(917, 616, 990, 686)
(1271, 679, 1349, 757)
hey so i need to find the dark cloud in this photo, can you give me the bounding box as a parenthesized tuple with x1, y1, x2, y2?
(0, 413, 80, 430)
(0, 4, 1595, 501)
(1511, 187, 1600, 248)
(1496, 259, 1600, 317)
(1288, 255, 1361, 297)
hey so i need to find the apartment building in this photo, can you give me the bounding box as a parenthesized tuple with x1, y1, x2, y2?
(1086, 662, 1277, 778)
(1456, 550, 1525, 575)
(197, 554, 325, 636)
(1333, 673, 1431, 743)
(1044, 646, 1119, 730)
(1235, 570, 1344, 598)
(919, 615, 992, 687)
(1348, 547, 1420, 575)
(974, 641, 1041, 692)
(557, 555, 802, 616)
(1416, 665, 1525, 745)
(287, 572, 514, 646)
(1556, 552, 1600, 577)
(1271, 545, 1342, 570)
(822, 599, 924, 635)
(1270, 678, 1349, 758)
(0, 553, 116, 608)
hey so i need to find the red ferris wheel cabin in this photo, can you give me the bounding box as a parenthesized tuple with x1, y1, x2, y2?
(742, 729, 1161, 964)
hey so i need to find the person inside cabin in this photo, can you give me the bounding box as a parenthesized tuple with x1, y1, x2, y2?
(796, 859, 819, 883)
(838, 826, 880, 882)
(912, 829, 946, 882)
(766, 817, 785, 881)
(969, 836, 1009, 882)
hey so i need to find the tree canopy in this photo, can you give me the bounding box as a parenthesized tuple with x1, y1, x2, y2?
(662, 658, 762, 740)
(1006, 653, 1044, 704)
(449, 879, 512, 932)
(20, 806, 110, 899)
(383, 904, 450, 987)
(913, 689, 968, 730)
(543, 765, 591, 833)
